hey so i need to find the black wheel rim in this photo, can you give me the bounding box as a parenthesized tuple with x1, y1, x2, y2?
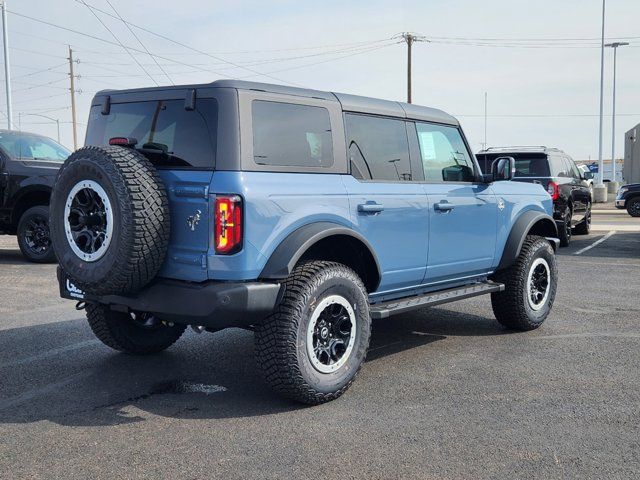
(307, 295, 356, 373)
(23, 214, 51, 256)
(527, 258, 550, 310)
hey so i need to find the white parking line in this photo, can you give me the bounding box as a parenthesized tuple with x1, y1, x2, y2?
(573, 230, 617, 255)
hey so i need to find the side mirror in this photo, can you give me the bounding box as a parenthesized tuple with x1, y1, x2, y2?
(491, 156, 515, 181)
(583, 171, 594, 180)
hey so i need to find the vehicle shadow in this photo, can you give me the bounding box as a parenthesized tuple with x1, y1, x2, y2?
(0, 245, 27, 265)
(0, 306, 509, 427)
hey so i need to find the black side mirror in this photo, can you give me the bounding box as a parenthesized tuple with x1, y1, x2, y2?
(491, 156, 515, 181)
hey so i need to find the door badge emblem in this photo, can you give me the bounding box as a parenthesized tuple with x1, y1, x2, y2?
(498, 199, 505, 211)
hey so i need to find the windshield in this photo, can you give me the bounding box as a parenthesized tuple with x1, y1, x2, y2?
(0, 131, 70, 162)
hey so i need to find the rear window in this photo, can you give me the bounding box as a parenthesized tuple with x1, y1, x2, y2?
(477, 153, 550, 177)
(85, 99, 217, 169)
(251, 100, 334, 168)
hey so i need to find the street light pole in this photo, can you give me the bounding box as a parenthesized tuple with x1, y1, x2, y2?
(18, 113, 61, 143)
(597, 0, 606, 187)
(605, 41, 629, 183)
(1, 1, 13, 130)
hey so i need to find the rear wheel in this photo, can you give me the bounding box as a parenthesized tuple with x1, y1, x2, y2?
(17, 205, 56, 263)
(627, 197, 640, 217)
(255, 260, 371, 405)
(491, 235, 557, 331)
(86, 303, 186, 354)
(558, 207, 572, 247)
(573, 203, 591, 235)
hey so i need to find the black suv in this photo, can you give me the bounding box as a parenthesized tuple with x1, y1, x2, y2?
(0, 130, 70, 262)
(616, 183, 640, 217)
(477, 146, 593, 246)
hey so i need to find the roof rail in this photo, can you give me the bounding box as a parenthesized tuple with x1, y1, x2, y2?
(483, 146, 547, 151)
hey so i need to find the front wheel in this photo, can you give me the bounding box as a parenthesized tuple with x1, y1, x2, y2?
(573, 203, 591, 235)
(627, 197, 640, 217)
(17, 205, 56, 263)
(255, 260, 371, 405)
(491, 235, 558, 331)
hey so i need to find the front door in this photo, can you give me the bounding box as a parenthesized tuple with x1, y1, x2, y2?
(413, 121, 498, 284)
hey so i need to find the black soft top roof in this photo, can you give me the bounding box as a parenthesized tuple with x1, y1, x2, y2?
(93, 79, 459, 126)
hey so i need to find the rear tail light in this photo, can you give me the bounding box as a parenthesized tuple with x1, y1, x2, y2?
(547, 181, 559, 201)
(214, 195, 242, 254)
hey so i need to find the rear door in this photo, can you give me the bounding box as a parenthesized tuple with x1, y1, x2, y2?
(85, 95, 218, 281)
(343, 113, 429, 294)
(414, 122, 498, 284)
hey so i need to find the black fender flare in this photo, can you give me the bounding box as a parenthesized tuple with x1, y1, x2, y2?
(259, 222, 382, 287)
(497, 211, 559, 271)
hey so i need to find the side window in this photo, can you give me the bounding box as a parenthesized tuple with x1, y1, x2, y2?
(252, 100, 333, 168)
(345, 114, 412, 181)
(566, 157, 580, 179)
(549, 155, 569, 177)
(415, 122, 475, 182)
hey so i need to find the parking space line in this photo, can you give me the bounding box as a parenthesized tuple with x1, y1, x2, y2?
(573, 230, 617, 255)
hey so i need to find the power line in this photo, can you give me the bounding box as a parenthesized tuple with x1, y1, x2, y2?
(71, 0, 304, 86)
(104, 0, 174, 85)
(77, 0, 159, 86)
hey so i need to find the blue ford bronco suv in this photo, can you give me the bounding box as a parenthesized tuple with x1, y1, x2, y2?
(49, 80, 559, 404)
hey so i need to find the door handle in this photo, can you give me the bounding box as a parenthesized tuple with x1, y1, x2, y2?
(434, 201, 455, 212)
(357, 202, 384, 214)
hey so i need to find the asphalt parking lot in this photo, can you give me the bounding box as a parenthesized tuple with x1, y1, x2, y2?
(1, 207, 639, 479)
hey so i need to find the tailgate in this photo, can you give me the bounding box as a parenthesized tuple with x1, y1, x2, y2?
(156, 170, 213, 282)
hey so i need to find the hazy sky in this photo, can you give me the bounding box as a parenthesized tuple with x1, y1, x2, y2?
(3, 0, 639, 160)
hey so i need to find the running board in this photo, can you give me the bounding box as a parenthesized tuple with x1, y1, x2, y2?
(369, 281, 505, 319)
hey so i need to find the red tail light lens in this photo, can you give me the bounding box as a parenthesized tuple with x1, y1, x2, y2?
(108, 137, 137, 147)
(214, 195, 242, 254)
(547, 181, 559, 201)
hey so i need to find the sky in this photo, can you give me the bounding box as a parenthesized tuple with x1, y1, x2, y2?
(2, 0, 639, 161)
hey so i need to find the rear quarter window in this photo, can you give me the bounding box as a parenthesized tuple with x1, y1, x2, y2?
(85, 98, 217, 169)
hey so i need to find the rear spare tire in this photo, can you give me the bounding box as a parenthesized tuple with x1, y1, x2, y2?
(50, 146, 170, 295)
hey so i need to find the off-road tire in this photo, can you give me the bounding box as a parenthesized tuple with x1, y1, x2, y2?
(627, 197, 640, 217)
(86, 303, 186, 354)
(491, 235, 557, 331)
(558, 207, 572, 247)
(573, 203, 591, 235)
(50, 146, 170, 295)
(17, 205, 56, 263)
(255, 261, 371, 405)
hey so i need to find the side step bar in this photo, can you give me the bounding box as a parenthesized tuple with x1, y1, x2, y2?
(369, 281, 505, 319)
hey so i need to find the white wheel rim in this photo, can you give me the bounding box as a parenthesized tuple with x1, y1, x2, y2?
(306, 295, 357, 374)
(64, 180, 114, 262)
(526, 258, 551, 311)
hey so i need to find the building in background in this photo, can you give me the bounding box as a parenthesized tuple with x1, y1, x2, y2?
(624, 124, 640, 185)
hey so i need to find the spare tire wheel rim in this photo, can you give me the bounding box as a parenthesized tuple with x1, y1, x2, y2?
(64, 180, 114, 262)
(306, 295, 357, 374)
(527, 257, 551, 311)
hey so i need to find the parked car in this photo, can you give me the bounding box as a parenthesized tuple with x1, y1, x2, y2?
(50, 80, 559, 404)
(577, 164, 595, 196)
(477, 146, 593, 246)
(615, 183, 640, 217)
(0, 129, 70, 262)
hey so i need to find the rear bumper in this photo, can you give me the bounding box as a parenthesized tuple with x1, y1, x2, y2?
(57, 267, 283, 329)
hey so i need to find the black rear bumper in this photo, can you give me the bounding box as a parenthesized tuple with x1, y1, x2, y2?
(57, 267, 283, 329)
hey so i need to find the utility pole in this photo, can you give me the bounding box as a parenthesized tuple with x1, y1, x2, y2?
(596, 0, 606, 187)
(483, 92, 488, 150)
(605, 41, 628, 183)
(68, 46, 78, 150)
(400, 33, 427, 104)
(1, 1, 13, 130)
